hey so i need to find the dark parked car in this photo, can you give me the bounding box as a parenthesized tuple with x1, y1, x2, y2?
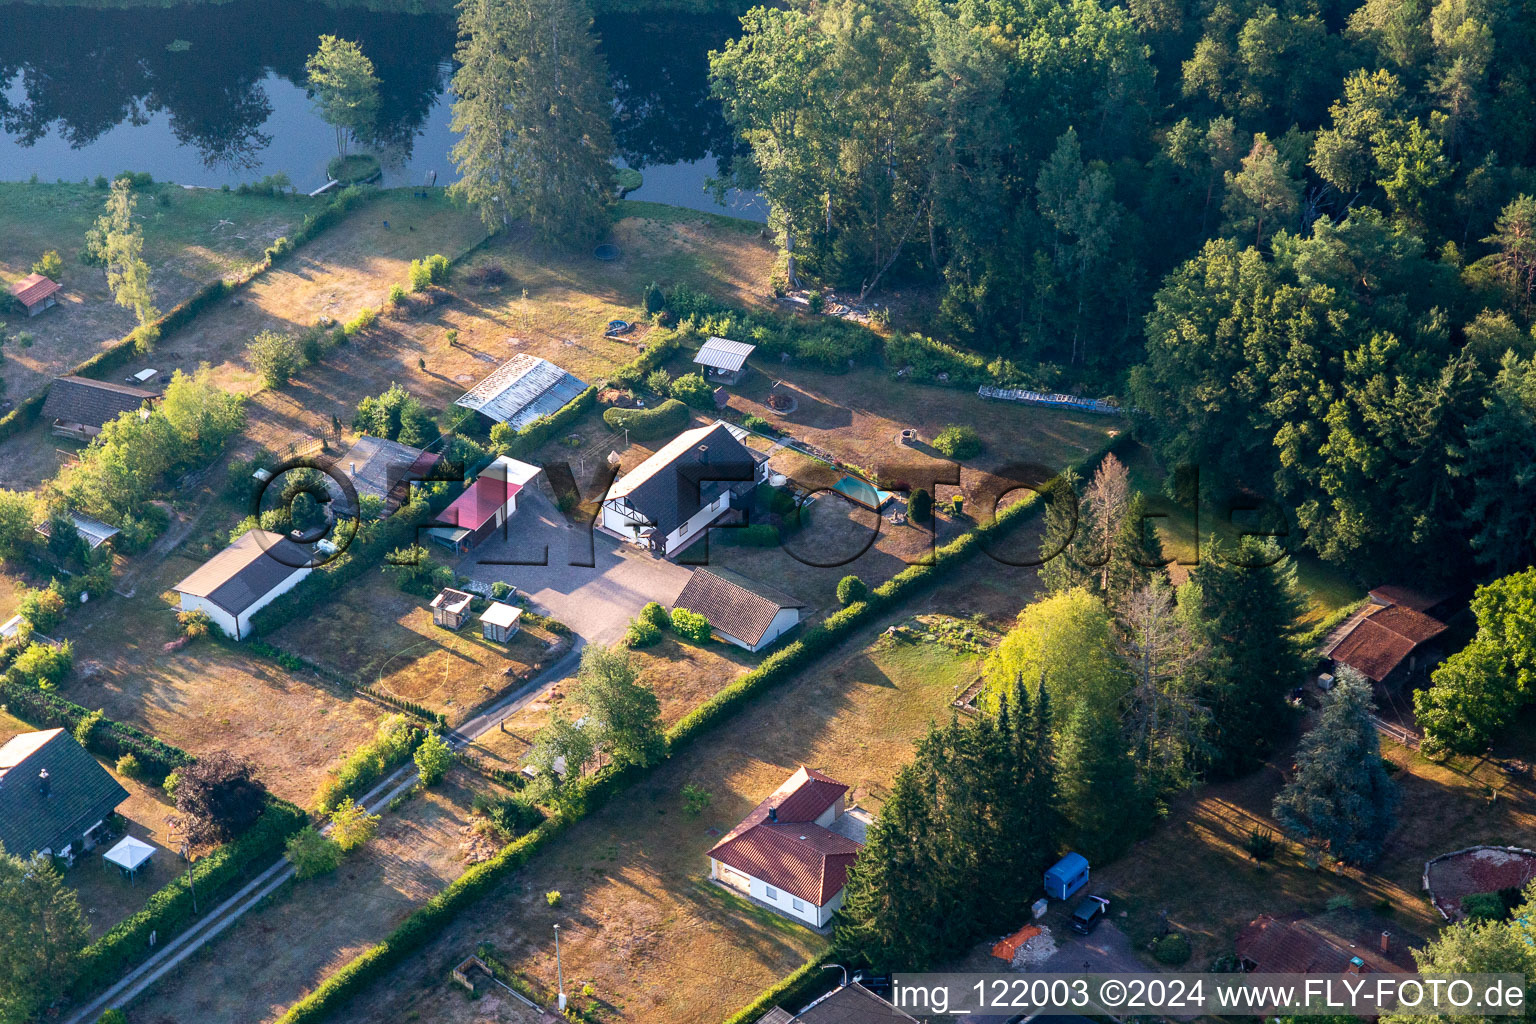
(1070, 895, 1111, 934)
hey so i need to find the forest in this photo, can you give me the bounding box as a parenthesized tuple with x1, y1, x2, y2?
(712, 0, 1536, 582)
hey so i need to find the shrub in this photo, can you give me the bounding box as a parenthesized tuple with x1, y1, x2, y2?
(682, 783, 711, 817)
(806, 291, 825, 313)
(1243, 828, 1278, 862)
(1152, 933, 1191, 965)
(313, 715, 420, 813)
(741, 413, 776, 435)
(933, 424, 982, 459)
(388, 283, 407, 307)
(909, 487, 933, 523)
(471, 791, 544, 840)
(286, 826, 343, 879)
(12, 640, 74, 688)
(115, 753, 143, 779)
(178, 610, 211, 640)
(1461, 892, 1508, 921)
(354, 383, 434, 446)
(32, 250, 64, 280)
(491, 581, 513, 600)
(546, 890, 562, 907)
(344, 307, 377, 336)
(669, 372, 715, 409)
(415, 732, 454, 786)
(408, 259, 432, 292)
(247, 330, 302, 388)
(643, 281, 665, 316)
(639, 602, 670, 631)
(425, 254, 451, 284)
(19, 584, 67, 632)
(671, 608, 712, 644)
(645, 368, 672, 395)
(162, 770, 181, 797)
(624, 617, 662, 648)
(602, 399, 690, 440)
(329, 801, 381, 853)
(836, 575, 868, 606)
(97, 1010, 127, 1024)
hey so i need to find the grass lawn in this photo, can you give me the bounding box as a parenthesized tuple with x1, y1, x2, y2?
(267, 581, 566, 727)
(328, 626, 985, 1024)
(53, 551, 386, 806)
(0, 181, 305, 408)
(126, 767, 493, 1024)
(1120, 442, 1360, 626)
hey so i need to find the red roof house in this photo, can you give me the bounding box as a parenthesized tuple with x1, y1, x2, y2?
(1326, 603, 1448, 684)
(708, 767, 868, 929)
(425, 456, 540, 555)
(10, 273, 61, 316)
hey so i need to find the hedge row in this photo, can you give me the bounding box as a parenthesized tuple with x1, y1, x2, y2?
(606, 327, 684, 389)
(0, 185, 379, 444)
(264, 431, 1131, 1024)
(720, 950, 837, 1024)
(355, 684, 448, 727)
(0, 679, 193, 784)
(602, 398, 690, 439)
(69, 797, 308, 997)
(495, 385, 598, 460)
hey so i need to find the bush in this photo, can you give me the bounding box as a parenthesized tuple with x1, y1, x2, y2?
(643, 281, 665, 316)
(344, 307, 377, 336)
(682, 783, 711, 817)
(32, 250, 64, 280)
(354, 383, 434, 446)
(639, 602, 670, 631)
(645, 368, 672, 395)
(471, 791, 544, 840)
(741, 413, 777, 435)
(247, 330, 302, 388)
(1461, 892, 1508, 921)
(115, 753, 143, 779)
(286, 826, 343, 879)
(909, 487, 933, 523)
(329, 801, 381, 853)
(671, 608, 712, 644)
(12, 640, 74, 688)
(806, 291, 825, 313)
(97, 1010, 127, 1024)
(491, 581, 513, 600)
(178, 610, 211, 640)
(1243, 828, 1278, 862)
(602, 399, 690, 440)
(1151, 933, 1192, 965)
(624, 617, 662, 648)
(388, 283, 407, 307)
(546, 890, 562, 907)
(415, 731, 454, 786)
(933, 424, 982, 459)
(19, 584, 67, 632)
(836, 575, 868, 606)
(313, 715, 420, 813)
(425, 254, 451, 284)
(408, 259, 433, 292)
(669, 372, 715, 409)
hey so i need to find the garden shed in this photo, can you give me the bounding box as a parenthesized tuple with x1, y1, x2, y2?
(481, 601, 522, 643)
(10, 272, 61, 316)
(1044, 852, 1090, 900)
(431, 588, 474, 630)
(694, 336, 756, 385)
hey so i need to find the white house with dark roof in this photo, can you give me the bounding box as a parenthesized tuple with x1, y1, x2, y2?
(454, 354, 588, 429)
(171, 530, 313, 640)
(600, 420, 766, 557)
(0, 729, 128, 864)
(708, 766, 868, 928)
(674, 567, 805, 652)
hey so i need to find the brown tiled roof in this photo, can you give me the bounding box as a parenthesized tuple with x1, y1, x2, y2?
(10, 273, 61, 308)
(1329, 604, 1448, 682)
(1369, 585, 1448, 613)
(41, 376, 158, 430)
(674, 568, 805, 647)
(172, 530, 312, 616)
(795, 984, 919, 1023)
(710, 767, 860, 906)
(1236, 914, 1413, 975)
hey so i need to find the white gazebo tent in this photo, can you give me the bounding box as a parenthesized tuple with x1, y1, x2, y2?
(103, 835, 155, 883)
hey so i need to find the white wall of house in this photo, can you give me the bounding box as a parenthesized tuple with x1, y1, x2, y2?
(664, 492, 732, 555)
(601, 500, 648, 542)
(178, 565, 311, 641)
(709, 855, 843, 928)
(718, 607, 803, 653)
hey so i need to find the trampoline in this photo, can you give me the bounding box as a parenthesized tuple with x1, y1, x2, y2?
(832, 475, 894, 511)
(593, 243, 621, 261)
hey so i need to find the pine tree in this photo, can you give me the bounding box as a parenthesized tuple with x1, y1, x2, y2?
(450, 0, 616, 241)
(1189, 536, 1307, 776)
(1273, 669, 1398, 864)
(0, 845, 90, 1019)
(1057, 703, 1147, 861)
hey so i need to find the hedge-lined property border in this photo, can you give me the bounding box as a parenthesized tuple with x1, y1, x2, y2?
(0, 678, 192, 784)
(720, 950, 838, 1024)
(69, 797, 308, 997)
(0, 185, 379, 443)
(271, 431, 1130, 1024)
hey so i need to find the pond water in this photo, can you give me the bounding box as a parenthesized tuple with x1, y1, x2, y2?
(0, 0, 765, 219)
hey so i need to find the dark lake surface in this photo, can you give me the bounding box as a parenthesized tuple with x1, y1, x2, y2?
(0, 0, 765, 219)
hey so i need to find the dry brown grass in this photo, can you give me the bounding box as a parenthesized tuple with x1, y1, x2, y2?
(329, 630, 982, 1024)
(267, 582, 564, 727)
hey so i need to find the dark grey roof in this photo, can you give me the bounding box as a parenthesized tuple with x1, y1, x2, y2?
(172, 530, 312, 616)
(454, 354, 589, 428)
(674, 568, 804, 646)
(794, 985, 918, 1023)
(330, 436, 433, 506)
(0, 729, 128, 858)
(606, 422, 757, 536)
(41, 376, 158, 429)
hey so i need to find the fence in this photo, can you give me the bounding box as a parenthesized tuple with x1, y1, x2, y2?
(978, 385, 1123, 415)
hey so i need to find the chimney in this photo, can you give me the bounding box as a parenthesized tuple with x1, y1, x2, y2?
(38, 768, 50, 798)
(768, 806, 778, 823)
(1380, 931, 1391, 954)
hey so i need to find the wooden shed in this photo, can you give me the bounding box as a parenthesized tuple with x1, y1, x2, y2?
(430, 588, 474, 630)
(480, 601, 522, 643)
(10, 273, 61, 316)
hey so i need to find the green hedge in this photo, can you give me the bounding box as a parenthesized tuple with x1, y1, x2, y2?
(265, 431, 1132, 1024)
(603, 399, 690, 440)
(0, 679, 192, 784)
(607, 328, 685, 389)
(720, 950, 837, 1024)
(69, 798, 308, 997)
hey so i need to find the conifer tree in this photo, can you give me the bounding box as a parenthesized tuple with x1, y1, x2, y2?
(1057, 703, 1148, 861)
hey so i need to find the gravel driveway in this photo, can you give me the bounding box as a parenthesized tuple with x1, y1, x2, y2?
(455, 490, 695, 647)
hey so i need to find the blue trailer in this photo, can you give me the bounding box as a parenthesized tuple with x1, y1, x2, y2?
(1044, 852, 1090, 900)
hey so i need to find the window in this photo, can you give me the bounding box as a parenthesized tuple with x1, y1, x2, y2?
(792, 897, 806, 913)
(764, 886, 779, 901)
